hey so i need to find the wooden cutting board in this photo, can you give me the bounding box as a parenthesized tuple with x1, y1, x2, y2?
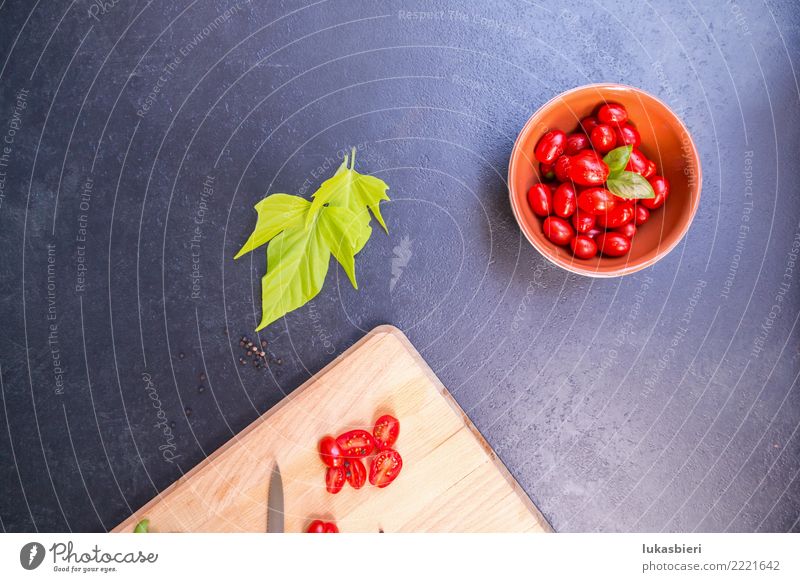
(114, 325, 551, 533)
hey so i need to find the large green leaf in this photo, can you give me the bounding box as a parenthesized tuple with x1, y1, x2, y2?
(234, 194, 309, 259)
(318, 205, 372, 289)
(307, 152, 390, 232)
(256, 212, 330, 331)
(607, 171, 655, 199)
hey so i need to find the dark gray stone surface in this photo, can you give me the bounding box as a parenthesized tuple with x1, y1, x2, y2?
(0, 0, 798, 532)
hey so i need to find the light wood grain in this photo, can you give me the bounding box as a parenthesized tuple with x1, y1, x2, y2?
(113, 325, 552, 533)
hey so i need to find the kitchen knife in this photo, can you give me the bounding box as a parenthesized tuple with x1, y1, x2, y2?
(266, 462, 284, 533)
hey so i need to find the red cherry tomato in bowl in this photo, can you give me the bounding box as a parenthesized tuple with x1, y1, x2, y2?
(534, 129, 567, 164)
(318, 435, 343, 467)
(641, 175, 670, 209)
(624, 148, 649, 175)
(570, 235, 598, 260)
(634, 204, 650, 225)
(372, 414, 400, 450)
(336, 430, 376, 458)
(565, 132, 590, 155)
(369, 449, 403, 488)
(571, 210, 596, 234)
(597, 103, 628, 125)
(567, 150, 610, 186)
(579, 115, 599, 135)
(614, 222, 637, 238)
(325, 466, 346, 494)
(577, 187, 618, 215)
(589, 124, 617, 153)
(595, 232, 632, 257)
(527, 183, 552, 217)
(596, 202, 634, 229)
(543, 216, 575, 246)
(343, 458, 366, 489)
(614, 123, 640, 147)
(553, 183, 577, 218)
(554, 155, 571, 182)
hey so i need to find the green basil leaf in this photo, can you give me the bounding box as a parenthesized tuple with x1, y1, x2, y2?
(307, 150, 390, 232)
(234, 194, 310, 259)
(134, 519, 149, 533)
(606, 171, 655, 199)
(318, 205, 372, 289)
(602, 145, 633, 178)
(256, 212, 331, 331)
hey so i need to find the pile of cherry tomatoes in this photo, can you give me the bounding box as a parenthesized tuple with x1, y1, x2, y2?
(307, 414, 402, 533)
(528, 102, 670, 259)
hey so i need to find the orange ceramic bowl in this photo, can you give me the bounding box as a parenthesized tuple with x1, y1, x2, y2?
(508, 83, 702, 277)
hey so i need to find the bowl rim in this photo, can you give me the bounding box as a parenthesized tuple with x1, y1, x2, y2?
(508, 82, 703, 278)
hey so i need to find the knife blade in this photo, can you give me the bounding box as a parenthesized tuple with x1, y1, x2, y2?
(266, 462, 284, 533)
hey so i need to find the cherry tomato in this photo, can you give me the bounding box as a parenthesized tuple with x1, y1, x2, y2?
(336, 430, 376, 458)
(567, 150, 610, 186)
(540, 162, 555, 181)
(527, 183, 552, 217)
(369, 449, 403, 488)
(318, 435, 343, 468)
(579, 116, 599, 135)
(634, 204, 650, 225)
(372, 414, 400, 450)
(590, 124, 617, 153)
(542, 216, 574, 246)
(615, 222, 637, 238)
(571, 210, 596, 234)
(595, 232, 631, 257)
(614, 123, 641, 148)
(553, 183, 577, 218)
(643, 159, 657, 179)
(577, 187, 618, 215)
(343, 458, 366, 489)
(624, 148, 649, 175)
(641, 175, 670, 210)
(306, 520, 339, 533)
(534, 129, 567, 164)
(565, 132, 590, 155)
(596, 202, 634, 229)
(325, 466, 346, 494)
(597, 103, 628, 125)
(554, 155, 571, 182)
(570, 235, 598, 259)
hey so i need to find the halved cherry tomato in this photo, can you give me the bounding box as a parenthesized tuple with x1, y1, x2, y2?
(565, 132, 590, 155)
(527, 183, 552, 217)
(543, 216, 574, 246)
(325, 466, 346, 494)
(596, 203, 634, 229)
(369, 449, 403, 488)
(641, 175, 670, 209)
(318, 435, 343, 467)
(344, 458, 367, 489)
(567, 150, 610, 186)
(553, 183, 577, 218)
(597, 103, 628, 125)
(534, 130, 567, 164)
(578, 187, 618, 215)
(571, 210, 596, 234)
(336, 430, 376, 458)
(570, 235, 598, 259)
(372, 415, 400, 450)
(614, 123, 641, 148)
(634, 204, 650, 225)
(595, 232, 631, 257)
(590, 124, 617, 153)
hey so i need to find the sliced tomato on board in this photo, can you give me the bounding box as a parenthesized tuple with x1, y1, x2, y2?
(336, 430, 376, 458)
(344, 458, 366, 489)
(369, 449, 403, 488)
(325, 466, 346, 494)
(372, 415, 400, 450)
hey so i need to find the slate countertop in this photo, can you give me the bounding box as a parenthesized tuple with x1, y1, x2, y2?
(0, 0, 798, 532)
